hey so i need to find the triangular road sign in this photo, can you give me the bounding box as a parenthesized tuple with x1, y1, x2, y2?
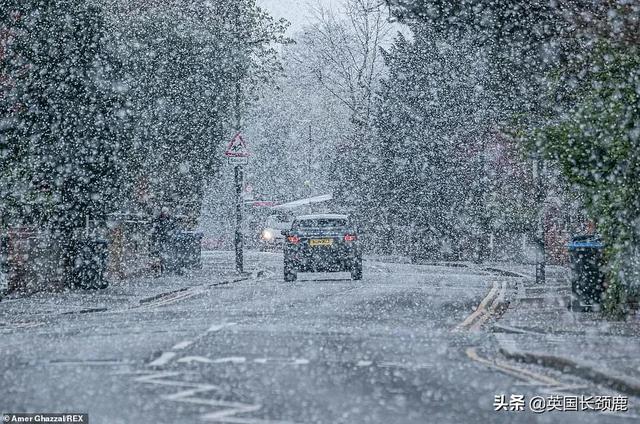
(225, 132, 249, 158)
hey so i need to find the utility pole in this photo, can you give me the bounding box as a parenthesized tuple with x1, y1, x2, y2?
(533, 157, 546, 284)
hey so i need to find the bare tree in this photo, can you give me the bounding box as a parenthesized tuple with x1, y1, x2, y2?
(295, 0, 393, 202)
(300, 0, 391, 137)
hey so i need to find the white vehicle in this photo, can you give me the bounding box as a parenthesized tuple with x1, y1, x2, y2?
(259, 213, 293, 248)
(257, 194, 334, 250)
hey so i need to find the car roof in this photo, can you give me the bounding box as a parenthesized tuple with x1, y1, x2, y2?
(295, 213, 349, 221)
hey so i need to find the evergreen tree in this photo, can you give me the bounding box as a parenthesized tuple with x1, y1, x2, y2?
(106, 0, 289, 221)
(1, 0, 129, 285)
(369, 27, 494, 256)
(532, 5, 640, 317)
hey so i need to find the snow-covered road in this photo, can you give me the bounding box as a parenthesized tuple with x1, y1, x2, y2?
(0, 252, 633, 423)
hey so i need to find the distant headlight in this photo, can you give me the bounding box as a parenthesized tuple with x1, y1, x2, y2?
(261, 229, 275, 241)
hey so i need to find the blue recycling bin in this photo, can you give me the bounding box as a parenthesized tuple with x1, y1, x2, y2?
(568, 235, 605, 311)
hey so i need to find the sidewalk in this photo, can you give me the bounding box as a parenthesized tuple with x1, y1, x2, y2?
(492, 263, 640, 396)
(0, 251, 259, 329)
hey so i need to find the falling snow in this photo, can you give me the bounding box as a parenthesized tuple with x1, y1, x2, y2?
(1, 1, 639, 423)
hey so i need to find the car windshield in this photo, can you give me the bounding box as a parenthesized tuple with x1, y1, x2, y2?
(294, 219, 347, 229)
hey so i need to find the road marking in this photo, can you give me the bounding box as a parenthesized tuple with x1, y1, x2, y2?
(208, 323, 237, 333)
(172, 340, 194, 350)
(135, 372, 299, 424)
(177, 356, 215, 364)
(213, 356, 246, 364)
(170, 355, 434, 370)
(377, 361, 433, 370)
(136, 371, 195, 387)
(177, 356, 247, 364)
(466, 348, 640, 418)
(149, 352, 177, 367)
(149, 323, 236, 368)
(455, 281, 500, 331)
(470, 281, 507, 331)
(466, 347, 561, 386)
(252, 358, 309, 365)
(46, 359, 133, 366)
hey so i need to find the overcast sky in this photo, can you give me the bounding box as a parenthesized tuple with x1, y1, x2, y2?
(258, 0, 405, 44)
(257, 0, 336, 33)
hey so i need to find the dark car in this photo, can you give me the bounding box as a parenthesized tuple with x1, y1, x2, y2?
(281, 214, 362, 282)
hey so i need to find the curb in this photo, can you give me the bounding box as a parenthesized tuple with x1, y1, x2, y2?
(456, 281, 511, 332)
(483, 267, 530, 279)
(499, 347, 640, 397)
(491, 323, 546, 336)
(139, 287, 190, 305)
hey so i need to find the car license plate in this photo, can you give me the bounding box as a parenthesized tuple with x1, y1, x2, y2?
(310, 238, 333, 247)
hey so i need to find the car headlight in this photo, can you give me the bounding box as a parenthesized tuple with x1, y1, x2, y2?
(261, 229, 275, 241)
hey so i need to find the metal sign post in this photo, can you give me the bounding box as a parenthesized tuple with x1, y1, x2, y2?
(225, 133, 250, 274)
(533, 157, 546, 285)
(234, 163, 244, 273)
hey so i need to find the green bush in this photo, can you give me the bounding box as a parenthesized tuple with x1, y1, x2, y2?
(536, 43, 640, 318)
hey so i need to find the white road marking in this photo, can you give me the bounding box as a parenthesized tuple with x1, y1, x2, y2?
(208, 323, 237, 333)
(47, 359, 133, 366)
(172, 341, 194, 350)
(213, 356, 246, 364)
(177, 356, 247, 365)
(171, 354, 436, 370)
(148, 352, 177, 367)
(135, 372, 299, 424)
(155, 322, 235, 365)
(148, 322, 235, 368)
(136, 371, 206, 387)
(177, 356, 215, 364)
(378, 361, 414, 369)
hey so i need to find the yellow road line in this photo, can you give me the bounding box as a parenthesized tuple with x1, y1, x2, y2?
(470, 281, 507, 332)
(456, 281, 499, 330)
